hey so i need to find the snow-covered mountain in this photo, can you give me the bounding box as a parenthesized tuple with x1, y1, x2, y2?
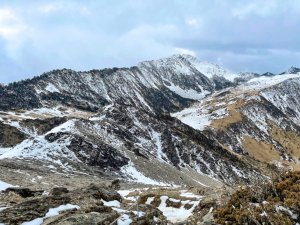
(174, 72, 300, 171)
(0, 54, 299, 187)
(180, 54, 239, 81)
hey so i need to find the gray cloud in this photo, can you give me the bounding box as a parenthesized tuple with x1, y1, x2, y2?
(0, 0, 299, 83)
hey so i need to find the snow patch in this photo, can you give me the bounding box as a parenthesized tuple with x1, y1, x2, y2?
(166, 82, 210, 100)
(102, 200, 121, 207)
(145, 197, 155, 205)
(46, 120, 75, 134)
(27, 107, 64, 117)
(0, 135, 80, 171)
(121, 162, 167, 186)
(185, 55, 239, 81)
(117, 214, 132, 225)
(89, 115, 105, 121)
(172, 107, 211, 131)
(158, 195, 200, 223)
(180, 191, 202, 200)
(151, 131, 168, 161)
(21, 204, 80, 225)
(45, 83, 60, 93)
(0, 180, 14, 191)
(240, 73, 300, 91)
(45, 204, 80, 218)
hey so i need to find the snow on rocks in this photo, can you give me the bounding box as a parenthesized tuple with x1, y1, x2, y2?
(157, 195, 201, 223)
(151, 130, 168, 161)
(103, 200, 121, 208)
(45, 119, 75, 135)
(0, 135, 80, 171)
(45, 204, 80, 218)
(180, 190, 202, 200)
(276, 205, 298, 220)
(121, 163, 167, 186)
(0, 180, 14, 191)
(117, 214, 132, 225)
(186, 56, 239, 82)
(20, 204, 80, 225)
(165, 82, 210, 100)
(171, 107, 211, 131)
(45, 83, 60, 93)
(172, 105, 228, 131)
(112, 206, 145, 225)
(35, 83, 60, 94)
(117, 189, 140, 202)
(26, 107, 64, 118)
(239, 73, 300, 92)
(89, 115, 105, 121)
(145, 197, 155, 205)
(0, 115, 78, 169)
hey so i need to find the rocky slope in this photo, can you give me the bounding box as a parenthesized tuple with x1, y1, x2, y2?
(0, 54, 273, 188)
(1, 55, 300, 224)
(174, 71, 300, 172)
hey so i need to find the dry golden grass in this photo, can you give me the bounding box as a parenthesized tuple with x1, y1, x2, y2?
(212, 102, 243, 130)
(0, 107, 95, 121)
(269, 122, 300, 158)
(209, 90, 264, 131)
(242, 136, 280, 162)
(288, 163, 300, 171)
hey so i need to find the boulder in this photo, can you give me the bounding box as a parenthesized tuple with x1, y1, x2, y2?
(49, 187, 69, 196)
(0, 195, 71, 225)
(42, 212, 119, 225)
(3, 187, 43, 198)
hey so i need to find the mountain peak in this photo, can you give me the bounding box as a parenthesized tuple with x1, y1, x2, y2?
(138, 54, 195, 66)
(286, 66, 300, 74)
(137, 54, 239, 82)
(261, 72, 274, 76)
(181, 56, 239, 82)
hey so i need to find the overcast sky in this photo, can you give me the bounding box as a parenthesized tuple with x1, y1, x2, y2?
(0, 0, 299, 83)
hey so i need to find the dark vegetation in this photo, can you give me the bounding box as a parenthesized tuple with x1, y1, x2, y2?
(214, 171, 300, 225)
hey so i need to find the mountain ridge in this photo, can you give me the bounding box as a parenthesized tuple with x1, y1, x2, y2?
(0, 54, 300, 189)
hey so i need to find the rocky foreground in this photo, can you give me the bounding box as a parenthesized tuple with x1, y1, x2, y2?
(2, 171, 299, 225)
(0, 177, 233, 225)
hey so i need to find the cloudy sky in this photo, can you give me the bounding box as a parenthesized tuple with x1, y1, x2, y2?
(0, 0, 299, 83)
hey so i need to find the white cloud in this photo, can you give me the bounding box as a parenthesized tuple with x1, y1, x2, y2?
(38, 3, 61, 13)
(37, 2, 91, 16)
(232, 0, 278, 18)
(0, 0, 299, 83)
(123, 24, 179, 39)
(175, 47, 196, 56)
(185, 18, 202, 28)
(0, 8, 27, 38)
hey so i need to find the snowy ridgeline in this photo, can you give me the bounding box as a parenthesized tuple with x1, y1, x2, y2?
(173, 73, 300, 132)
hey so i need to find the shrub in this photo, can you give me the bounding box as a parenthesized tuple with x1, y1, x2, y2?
(214, 172, 300, 225)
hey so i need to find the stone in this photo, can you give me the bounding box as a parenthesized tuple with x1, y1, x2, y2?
(3, 187, 43, 198)
(49, 187, 69, 196)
